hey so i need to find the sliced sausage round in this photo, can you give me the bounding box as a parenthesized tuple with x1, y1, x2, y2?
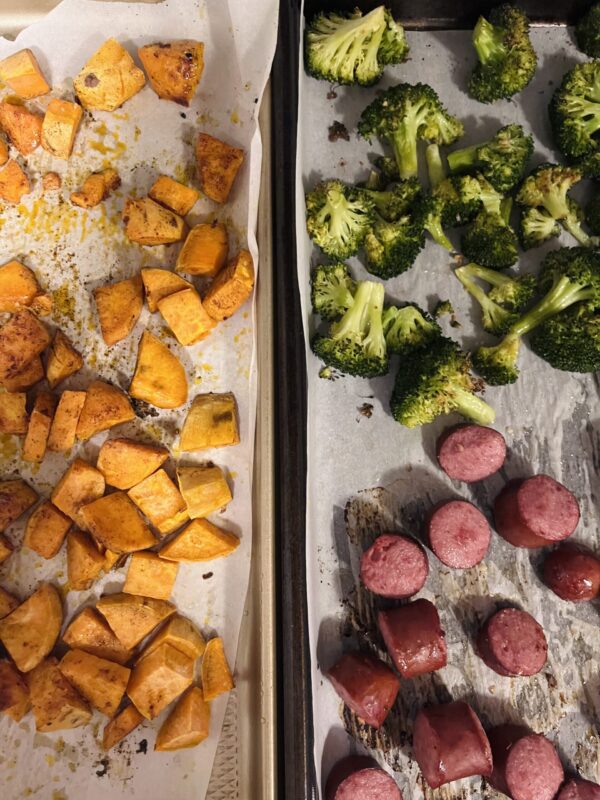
(413, 701, 492, 789)
(477, 608, 547, 677)
(494, 475, 580, 548)
(543, 544, 600, 602)
(437, 424, 507, 482)
(325, 756, 402, 800)
(488, 723, 532, 796)
(505, 733, 564, 800)
(327, 652, 400, 729)
(360, 533, 429, 599)
(427, 499, 491, 568)
(557, 778, 600, 800)
(378, 598, 447, 679)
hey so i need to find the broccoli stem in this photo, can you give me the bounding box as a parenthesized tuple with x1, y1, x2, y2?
(456, 266, 508, 330)
(501, 197, 513, 225)
(561, 216, 591, 246)
(426, 144, 446, 188)
(425, 215, 454, 251)
(331, 280, 376, 340)
(473, 16, 506, 65)
(452, 386, 496, 425)
(392, 126, 419, 179)
(510, 275, 595, 337)
(462, 263, 513, 289)
(447, 145, 479, 174)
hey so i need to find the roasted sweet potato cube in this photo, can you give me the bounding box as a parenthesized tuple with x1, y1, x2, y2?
(0, 583, 62, 672)
(195, 133, 244, 204)
(128, 468, 187, 530)
(0, 101, 42, 155)
(94, 274, 143, 346)
(180, 392, 239, 451)
(96, 437, 169, 490)
(159, 518, 239, 563)
(129, 331, 187, 409)
(149, 175, 199, 216)
(123, 197, 186, 246)
(0, 534, 13, 564)
(23, 501, 71, 559)
(2, 356, 43, 391)
(0, 391, 27, 434)
(123, 552, 178, 600)
(0, 586, 19, 619)
(29, 292, 52, 316)
(0, 159, 30, 204)
(177, 465, 232, 519)
(0, 310, 50, 382)
(203, 249, 254, 321)
(176, 222, 228, 278)
(74, 38, 145, 112)
(201, 637, 234, 700)
(141, 616, 205, 663)
(157, 287, 215, 346)
(138, 41, 204, 106)
(141, 268, 191, 313)
(0, 49, 49, 99)
(96, 594, 175, 650)
(0, 139, 7, 166)
(70, 168, 120, 208)
(128, 642, 194, 720)
(59, 649, 130, 717)
(157, 508, 189, 537)
(0, 260, 41, 312)
(155, 686, 209, 751)
(103, 704, 144, 751)
(80, 492, 156, 554)
(22, 390, 56, 463)
(47, 390, 86, 452)
(103, 549, 121, 572)
(67, 530, 105, 591)
(0, 478, 37, 532)
(76, 380, 135, 440)
(0, 658, 30, 721)
(28, 657, 91, 731)
(62, 607, 132, 665)
(41, 99, 82, 159)
(46, 330, 83, 389)
(51, 458, 105, 529)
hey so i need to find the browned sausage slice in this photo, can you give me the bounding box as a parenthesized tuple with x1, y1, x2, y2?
(378, 598, 447, 679)
(325, 756, 402, 800)
(360, 533, 429, 599)
(488, 723, 532, 796)
(505, 734, 564, 800)
(412, 701, 492, 789)
(327, 652, 400, 729)
(437, 424, 507, 482)
(557, 779, 600, 800)
(427, 499, 491, 568)
(543, 544, 600, 602)
(477, 608, 547, 677)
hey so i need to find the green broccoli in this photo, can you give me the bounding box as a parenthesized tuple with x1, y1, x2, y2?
(576, 4, 600, 57)
(530, 303, 600, 372)
(391, 336, 495, 428)
(469, 4, 537, 103)
(364, 213, 424, 279)
(550, 61, 600, 160)
(358, 177, 421, 221)
(519, 207, 561, 250)
(461, 197, 518, 269)
(586, 189, 600, 235)
(374, 156, 401, 184)
(304, 6, 408, 87)
(358, 82, 464, 180)
(433, 299, 455, 319)
(382, 303, 441, 356)
(312, 280, 388, 377)
(447, 123, 533, 192)
(414, 194, 455, 252)
(311, 262, 356, 321)
(306, 180, 374, 259)
(433, 175, 483, 225)
(579, 150, 600, 180)
(426, 143, 446, 188)
(455, 263, 536, 335)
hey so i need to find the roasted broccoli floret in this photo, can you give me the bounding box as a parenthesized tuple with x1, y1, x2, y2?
(433, 299, 455, 319)
(586, 189, 600, 235)
(530, 303, 600, 372)
(382, 303, 441, 356)
(363, 213, 424, 279)
(312, 280, 388, 377)
(358, 82, 464, 179)
(358, 177, 421, 221)
(579, 150, 600, 180)
(550, 61, 600, 160)
(391, 336, 495, 428)
(468, 4, 537, 103)
(414, 194, 455, 251)
(311, 262, 356, 320)
(306, 180, 375, 259)
(461, 198, 518, 268)
(576, 4, 600, 57)
(433, 175, 483, 225)
(304, 6, 408, 86)
(374, 156, 401, 184)
(447, 123, 533, 192)
(456, 263, 536, 335)
(519, 207, 561, 250)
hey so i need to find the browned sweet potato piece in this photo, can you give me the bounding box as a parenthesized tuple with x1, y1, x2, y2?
(62, 607, 132, 665)
(155, 686, 210, 751)
(41, 98, 83, 160)
(138, 41, 204, 106)
(0, 101, 42, 155)
(128, 468, 186, 532)
(195, 133, 244, 204)
(103, 704, 144, 750)
(123, 197, 186, 245)
(59, 649, 130, 717)
(0, 658, 30, 721)
(0, 310, 50, 382)
(203, 249, 254, 321)
(74, 38, 145, 112)
(0, 391, 27, 434)
(47, 390, 86, 452)
(157, 287, 215, 346)
(0, 49, 50, 99)
(0, 260, 41, 312)
(94, 274, 143, 346)
(79, 492, 156, 554)
(76, 380, 135, 440)
(180, 392, 239, 451)
(140, 616, 205, 662)
(148, 175, 199, 216)
(0, 534, 13, 565)
(176, 222, 228, 278)
(51, 458, 105, 529)
(23, 501, 71, 559)
(46, 330, 83, 389)
(127, 642, 194, 720)
(0, 583, 62, 672)
(0, 159, 30, 204)
(0, 587, 19, 619)
(96, 594, 175, 650)
(129, 331, 187, 409)
(28, 657, 91, 731)
(42, 171, 61, 192)
(0, 139, 7, 166)
(96, 437, 168, 490)
(67, 530, 105, 590)
(22, 390, 56, 463)
(123, 552, 178, 600)
(159, 518, 239, 563)
(141, 268, 191, 313)
(0, 479, 37, 532)
(1, 356, 43, 391)
(176, 465, 232, 519)
(201, 637, 234, 700)
(70, 168, 120, 208)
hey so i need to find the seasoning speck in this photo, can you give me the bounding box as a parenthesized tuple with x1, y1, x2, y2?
(136, 739, 148, 755)
(202, 572, 214, 580)
(328, 120, 349, 142)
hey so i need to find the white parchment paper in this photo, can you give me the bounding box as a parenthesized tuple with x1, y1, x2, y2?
(297, 17, 600, 800)
(0, 1, 277, 798)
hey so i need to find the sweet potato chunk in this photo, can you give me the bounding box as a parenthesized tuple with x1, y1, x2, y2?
(128, 468, 187, 531)
(0, 101, 42, 155)
(156, 508, 189, 537)
(94, 274, 143, 346)
(23, 501, 71, 559)
(129, 331, 187, 409)
(158, 287, 215, 346)
(141, 616, 205, 663)
(63, 607, 132, 665)
(96, 437, 169, 490)
(0, 391, 27, 434)
(0, 159, 30, 203)
(141, 268, 191, 313)
(70, 168, 120, 208)
(80, 492, 156, 554)
(41, 99, 83, 159)
(201, 637, 234, 700)
(203, 249, 254, 321)
(46, 330, 83, 389)
(74, 38, 145, 112)
(177, 465, 232, 519)
(159, 518, 239, 563)
(155, 686, 210, 751)
(138, 41, 204, 106)
(149, 175, 199, 216)
(0, 583, 62, 672)
(2, 355, 43, 391)
(195, 133, 244, 204)
(103, 704, 144, 751)
(0, 139, 7, 166)
(76, 380, 135, 440)
(0, 260, 41, 312)
(22, 390, 56, 463)
(0, 534, 13, 565)
(0, 49, 50, 99)
(0, 658, 30, 721)
(96, 593, 175, 650)
(123, 197, 186, 246)
(0, 310, 50, 382)
(124, 552, 178, 600)
(128, 642, 194, 720)
(67, 530, 105, 591)
(51, 458, 105, 529)
(28, 657, 91, 731)
(59, 649, 130, 717)
(0, 587, 19, 619)
(176, 222, 228, 278)
(180, 392, 239, 451)
(0, 479, 37, 532)
(47, 390, 86, 452)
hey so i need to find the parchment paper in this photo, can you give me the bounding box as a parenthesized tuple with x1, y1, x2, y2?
(296, 17, 600, 800)
(0, 1, 278, 798)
